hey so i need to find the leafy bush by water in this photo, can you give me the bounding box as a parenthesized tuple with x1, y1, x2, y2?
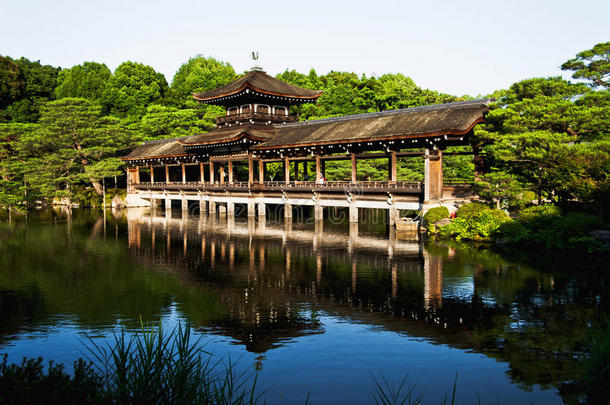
(437, 204, 509, 242)
(423, 206, 449, 226)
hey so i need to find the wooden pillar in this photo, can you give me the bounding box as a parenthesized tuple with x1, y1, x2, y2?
(284, 157, 289, 184)
(315, 155, 321, 183)
(165, 165, 170, 184)
(424, 149, 443, 201)
(350, 153, 357, 183)
(228, 161, 233, 184)
(219, 165, 225, 184)
(248, 153, 254, 185)
(181, 164, 186, 184)
(389, 150, 397, 183)
(150, 165, 154, 183)
(258, 160, 264, 184)
(135, 166, 140, 184)
(127, 168, 136, 193)
(209, 161, 215, 183)
(200, 162, 205, 183)
(304, 161, 308, 181)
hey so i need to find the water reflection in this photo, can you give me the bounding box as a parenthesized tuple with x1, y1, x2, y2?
(1, 208, 608, 404)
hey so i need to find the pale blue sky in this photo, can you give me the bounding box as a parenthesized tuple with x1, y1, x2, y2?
(1, 0, 608, 96)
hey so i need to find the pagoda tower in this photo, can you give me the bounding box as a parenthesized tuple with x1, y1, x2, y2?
(178, 67, 322, 157)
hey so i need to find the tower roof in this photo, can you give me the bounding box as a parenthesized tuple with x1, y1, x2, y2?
(192, 70, 322, 104)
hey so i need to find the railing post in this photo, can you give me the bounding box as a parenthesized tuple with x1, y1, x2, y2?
(258, 160, 264, 184)
(248, 153, 254, 186)
(389, 150, 397, 183)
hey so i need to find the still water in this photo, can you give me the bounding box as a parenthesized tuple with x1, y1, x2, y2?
(0, 208, 607, 404)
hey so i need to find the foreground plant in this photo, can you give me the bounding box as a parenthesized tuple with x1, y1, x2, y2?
(84, 322, 260, 405)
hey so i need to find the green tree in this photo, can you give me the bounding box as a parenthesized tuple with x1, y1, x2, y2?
(561, 41, 610, 89)
(0, 56, 23, 109)
(166, 56, 236, 108)
(101, 62, 168, 118)
(139, 105, 215, 140)
(55, 61, 111, 101)
(19, 98, 138, 203)
(0, 124, 37, 212)
(475, 171, 523, 209)
(0, 57, 59, 122)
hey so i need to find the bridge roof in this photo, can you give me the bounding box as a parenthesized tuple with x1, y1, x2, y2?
(254, 99, 490, 150)
(123, 137, 188, 161)
(122, 100, 491, 162)
(179, 122, 275, 146)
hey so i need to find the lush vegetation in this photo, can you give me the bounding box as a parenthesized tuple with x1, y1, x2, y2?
(1, 43, 608, 227)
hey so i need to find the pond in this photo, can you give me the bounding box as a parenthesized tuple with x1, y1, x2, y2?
(0, 208, 607, 404)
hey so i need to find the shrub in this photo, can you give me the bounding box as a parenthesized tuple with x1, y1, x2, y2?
(0, 355, 107, 404)
(423, 206, 449, 226)
(518, 204, 561, 221)
(455, 202, 491, 219)
(438, 209, 509, 242)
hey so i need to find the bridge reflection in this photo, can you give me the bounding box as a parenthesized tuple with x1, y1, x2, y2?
(123, 208, 481, 353)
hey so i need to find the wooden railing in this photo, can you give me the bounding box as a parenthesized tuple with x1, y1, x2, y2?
(135, 181, 423, 193)
(216, 111, 299, 125)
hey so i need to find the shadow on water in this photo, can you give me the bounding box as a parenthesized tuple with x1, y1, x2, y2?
(0, 207, 608, 404)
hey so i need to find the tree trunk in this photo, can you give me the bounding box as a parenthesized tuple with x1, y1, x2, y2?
(79, 156, 103, 196)
(471, 144, 486, 182)
(91, 179, 103, 195)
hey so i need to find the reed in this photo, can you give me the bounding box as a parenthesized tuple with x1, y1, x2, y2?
(371, 372, 458, 405)
(83, 322, 260, 405)
(585, 320, 610, 404)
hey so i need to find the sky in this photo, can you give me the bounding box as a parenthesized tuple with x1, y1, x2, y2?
(1, 0, 608, 96)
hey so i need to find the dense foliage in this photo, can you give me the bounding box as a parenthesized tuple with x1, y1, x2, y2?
(0, 43, 608, 221)
(423, 206, 449, 226)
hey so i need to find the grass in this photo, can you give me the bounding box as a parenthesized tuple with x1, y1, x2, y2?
(585, 320, 610, 404)
(83, 321, 261, 405)
(371, 372, 458, 405)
